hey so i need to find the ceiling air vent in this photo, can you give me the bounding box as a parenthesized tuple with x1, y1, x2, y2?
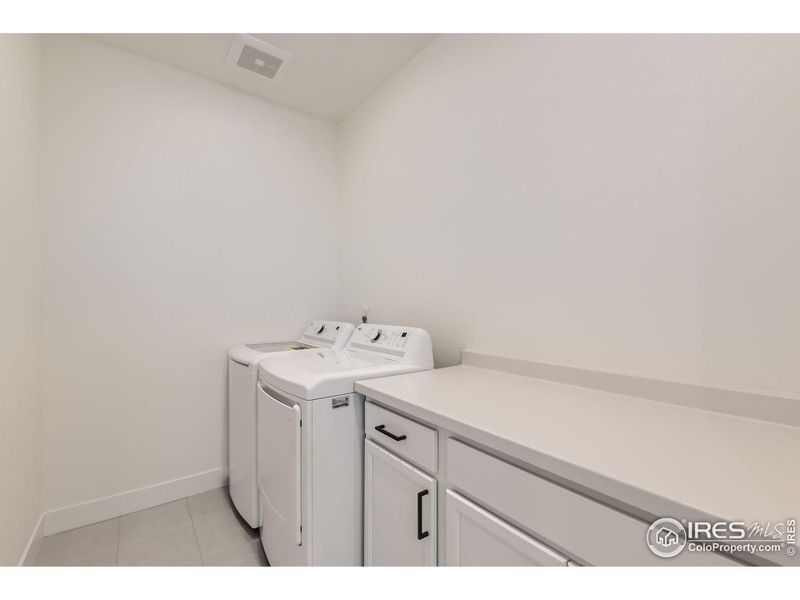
(226, 34, 293, 81)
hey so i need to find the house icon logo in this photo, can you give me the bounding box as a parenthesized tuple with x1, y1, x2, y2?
(656, 527, 679, 546)
(647, 518, 687, 558)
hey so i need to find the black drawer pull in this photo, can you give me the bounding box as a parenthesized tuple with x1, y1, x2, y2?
(375, 424, 406, 442)
(417, 489, 430, 540)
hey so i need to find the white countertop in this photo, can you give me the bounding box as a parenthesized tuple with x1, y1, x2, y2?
(355, 364, 800, 565)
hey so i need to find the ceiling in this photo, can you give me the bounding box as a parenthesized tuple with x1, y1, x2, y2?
(87, 34, 434, 121)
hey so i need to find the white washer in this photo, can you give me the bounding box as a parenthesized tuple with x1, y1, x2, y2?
(227, 320, 355, 528)
(256, 323, 433, 565)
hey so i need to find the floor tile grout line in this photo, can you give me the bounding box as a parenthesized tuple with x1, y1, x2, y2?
(116, 517, 121, 566)
(118, 498, 195, 551)
(189, 490, 265, 566)
(186, 497, 207, 566)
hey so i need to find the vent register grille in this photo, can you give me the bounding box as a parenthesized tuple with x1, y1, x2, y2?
(226, 34, 293, 81)
(237, 44, 284, 78)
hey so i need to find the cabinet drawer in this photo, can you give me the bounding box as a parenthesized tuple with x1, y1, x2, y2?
(446, 490, 568, 566)
(446, 438, 739, 566)
(365, 402, 437, 473)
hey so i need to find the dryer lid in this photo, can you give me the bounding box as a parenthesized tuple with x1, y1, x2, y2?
(259, 349, 429, 400)
(257, 324, 433, 400)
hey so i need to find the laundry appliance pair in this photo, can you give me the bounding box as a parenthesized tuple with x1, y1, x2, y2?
(228, 319, 433, 565)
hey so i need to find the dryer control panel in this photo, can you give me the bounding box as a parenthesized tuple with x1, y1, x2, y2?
(299, 321, 355, 349)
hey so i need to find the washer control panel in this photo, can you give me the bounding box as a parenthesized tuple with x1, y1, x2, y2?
(300, 321, 355, 349)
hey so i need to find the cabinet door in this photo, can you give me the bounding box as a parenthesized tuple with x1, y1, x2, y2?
(446, 490, 567, 566)
(364, 440, 436, 566)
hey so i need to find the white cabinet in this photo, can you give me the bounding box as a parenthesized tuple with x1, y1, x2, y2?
(446, 490, 568, 566)
(360, 400, 750, 567)
(446, 438, 740, 566)
(364, 440, 437, 566)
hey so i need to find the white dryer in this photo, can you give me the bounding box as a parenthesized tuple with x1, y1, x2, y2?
(256, 323, 433, 565)
(227, 320, 355, 528)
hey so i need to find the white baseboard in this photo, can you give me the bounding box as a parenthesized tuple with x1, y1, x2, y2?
(40, 467, 227, 538)
(18, 512, 45, 566)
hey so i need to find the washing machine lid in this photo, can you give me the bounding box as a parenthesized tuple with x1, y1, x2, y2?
(259, 349, 429, 400)
(246, 341, 313, 353)
(228, 320, 356, 367)
(229, 341, 307, 367)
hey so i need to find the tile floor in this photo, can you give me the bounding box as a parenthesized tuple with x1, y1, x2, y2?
(34, 488, 269, 566)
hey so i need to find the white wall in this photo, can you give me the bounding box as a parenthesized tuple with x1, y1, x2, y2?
(40, 37, 340, 512)
(340, 35, 800, 398)
(0, 35, 43, 564)
(9, 33, 800, 548)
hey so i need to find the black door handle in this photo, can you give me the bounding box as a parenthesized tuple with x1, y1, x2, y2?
(417, 489, 430, 540)
(375, 424, 407, 442)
